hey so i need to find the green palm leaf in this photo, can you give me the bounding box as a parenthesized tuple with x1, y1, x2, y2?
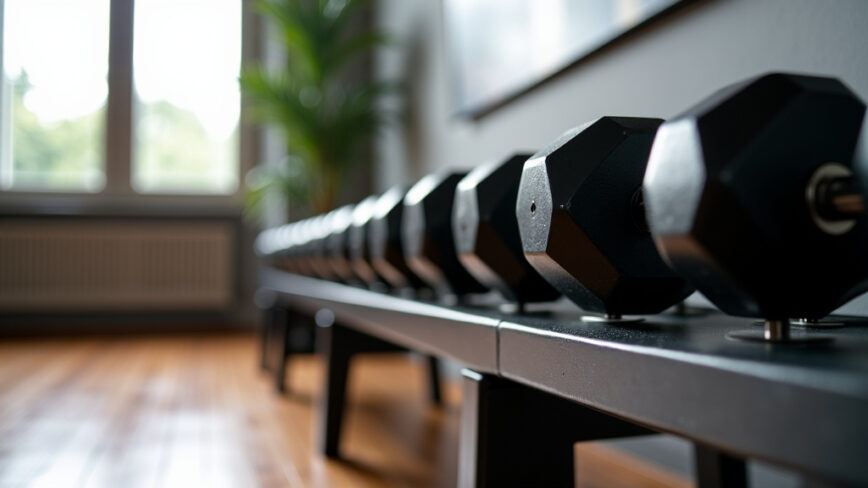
(240, 0, 400, 217)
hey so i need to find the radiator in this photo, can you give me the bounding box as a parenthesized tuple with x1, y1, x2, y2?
(0, 219, 236, 312)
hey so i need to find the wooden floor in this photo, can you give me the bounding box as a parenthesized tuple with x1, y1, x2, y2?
(0, 332, 691, 488)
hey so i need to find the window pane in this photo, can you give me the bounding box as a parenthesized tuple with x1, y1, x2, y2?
(1, 0, 109, 192)
(133, 0, 241, 195)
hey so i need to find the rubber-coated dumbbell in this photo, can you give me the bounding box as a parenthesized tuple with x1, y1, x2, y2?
(277, 223, 302, 274)
(369, 186, 426, 290)
(349, 195, 383, 287)
(453, 154, 561, 304)
(644, 72, 868, 342)
(255, 224, 295, 272)
(403, 172, 488, 297)
(326, 205, 357, 284)
(306, 214, 335, 280)
(290, 219, 315, 277)
(516, 117, 694, 322)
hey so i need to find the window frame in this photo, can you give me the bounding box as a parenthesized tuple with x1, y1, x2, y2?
(0, 0, 258, 206)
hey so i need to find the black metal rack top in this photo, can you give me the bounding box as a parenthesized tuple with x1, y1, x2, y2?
(498, 313, 868, 485)
(260, 268, 501, 373)
(259, 268, 868, 486)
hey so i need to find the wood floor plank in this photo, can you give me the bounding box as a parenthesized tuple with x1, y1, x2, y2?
(33, 340, 149, 487)
(0, 332, 691, 488)
(0, 339, 109, 484)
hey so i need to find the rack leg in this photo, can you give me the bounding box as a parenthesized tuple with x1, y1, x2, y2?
(694, 443, 748, 488)
(458, 369, 653, 488)
(427, 355, 442, 406)
(317, 322, 406, 458)
(259, 305, 274, 371)
(260, 302, 285, 372)
(274, 307, 292, 393)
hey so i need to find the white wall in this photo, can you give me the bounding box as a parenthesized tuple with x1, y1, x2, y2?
(375, 0, 868, 186)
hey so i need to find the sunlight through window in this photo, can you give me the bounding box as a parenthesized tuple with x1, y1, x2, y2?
(132, 0, 241, 195)
(1, 0, 109, 192)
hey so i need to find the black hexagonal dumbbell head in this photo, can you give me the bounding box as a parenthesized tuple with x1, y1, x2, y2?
(307, 214, 335, 280)
(326, 205, 357, 284)
(283, 222, 305, 275)
(279, 221, 303, 275)
(644, 73, 868, 329)
(318, 212, 341, 280)
(453, 154, 561, 304)
(287, 218, 310, 276)
(858, 104, 868, 195)
(255, 225, 287, 271)
(273, 223, 301, 274)
(403, 172, 488, 296)
(296, 219, 319, 277)
(517, 117, 694, 319)
(369, 185, 426, 289)
(348, 195, 383, 287)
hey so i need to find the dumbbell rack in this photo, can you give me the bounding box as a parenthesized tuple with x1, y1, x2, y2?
(259, 266, 868, 487)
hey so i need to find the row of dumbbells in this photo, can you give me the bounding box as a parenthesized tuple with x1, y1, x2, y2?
(256, 73, 868, 343)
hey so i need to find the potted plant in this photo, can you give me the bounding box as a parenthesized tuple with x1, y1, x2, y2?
(241, 0, 397, 217)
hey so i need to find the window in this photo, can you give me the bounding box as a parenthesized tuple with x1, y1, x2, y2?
(1, 0, 110, 192)
(133, 0, 241, 194)
(0, 0, 242, 196)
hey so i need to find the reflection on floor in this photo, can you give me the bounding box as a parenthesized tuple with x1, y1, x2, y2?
(0, 333, 690, 488)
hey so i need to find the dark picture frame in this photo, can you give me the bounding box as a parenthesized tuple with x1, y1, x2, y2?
(444, 0, 694, 118)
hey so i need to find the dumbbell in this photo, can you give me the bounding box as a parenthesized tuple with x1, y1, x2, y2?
(369, 186, 426, 290)
(298, 217, 325, 278)
(644, 72, 868, 342)
(403, 172, 488, 297)
(326, 205, 358, 284)
(516, 117, 694, 322)
(276, 223, 302, 274)
(453, 154, 561, 305)
(348, 195, 384, 287)
(287, 219, 314, 276)
(306, 214, 336, 280)
(254, 224, 290, 270)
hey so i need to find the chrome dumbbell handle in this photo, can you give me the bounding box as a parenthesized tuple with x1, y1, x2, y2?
(807, 162, 864, 235)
